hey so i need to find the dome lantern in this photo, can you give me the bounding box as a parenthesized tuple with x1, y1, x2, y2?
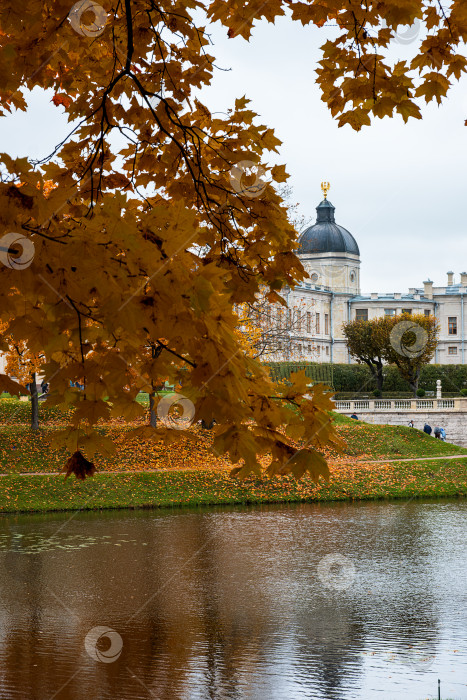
(297, 188, 359, 256)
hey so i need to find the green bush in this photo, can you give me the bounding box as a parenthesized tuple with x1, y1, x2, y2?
(266, 362, 334, 386)
(372, 389, 382, 397)
(265, 362, 467, 395)
(461, 388, 467, 397)
(416, 388, 426, 397)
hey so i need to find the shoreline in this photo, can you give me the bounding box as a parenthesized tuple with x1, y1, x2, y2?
(0, 458, 466, 515)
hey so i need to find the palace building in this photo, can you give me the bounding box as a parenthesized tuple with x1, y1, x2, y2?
(280, 183, 467, 364)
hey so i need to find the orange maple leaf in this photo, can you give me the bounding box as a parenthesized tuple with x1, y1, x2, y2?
(51, 94, 72, 109)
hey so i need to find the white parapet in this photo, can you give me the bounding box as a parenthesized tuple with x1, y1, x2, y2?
(333, 397, 464, 412)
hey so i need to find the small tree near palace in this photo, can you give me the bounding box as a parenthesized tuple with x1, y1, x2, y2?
(342, 318, 386, 392)
(343, 314, 438, 395)
(377, 313, 438, 396)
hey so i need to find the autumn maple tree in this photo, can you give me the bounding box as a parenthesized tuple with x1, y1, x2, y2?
(0, 0, 462, 477)
(3, 341, 44, 430)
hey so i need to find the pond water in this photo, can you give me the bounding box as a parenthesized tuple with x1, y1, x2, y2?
(0, 499, 466, 699)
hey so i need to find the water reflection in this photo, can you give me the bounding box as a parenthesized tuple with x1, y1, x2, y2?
(0, 501, 465, 699)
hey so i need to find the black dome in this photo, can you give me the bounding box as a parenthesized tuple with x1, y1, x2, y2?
(298, 199, 359, 256)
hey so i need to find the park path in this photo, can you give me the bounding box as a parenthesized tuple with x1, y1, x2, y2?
(355, 453, 467, 464)
(1, 453, 467, 476)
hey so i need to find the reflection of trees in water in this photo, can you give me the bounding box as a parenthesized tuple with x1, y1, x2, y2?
(0, 525, 48, 698)
(292, 599, 365, 699)
(360, 501, 440, 663)
(0, 503, 447, 699)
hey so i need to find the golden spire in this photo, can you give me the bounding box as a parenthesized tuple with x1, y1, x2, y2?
(321, 181, 330, 199)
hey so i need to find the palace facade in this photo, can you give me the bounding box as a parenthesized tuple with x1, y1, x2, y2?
(279, 187, 467, 365)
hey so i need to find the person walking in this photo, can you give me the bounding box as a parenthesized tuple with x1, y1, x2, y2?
(408, 420, 414, 428)
(423, 423, 432, 435)
(440, 427, 446, 441)
(350, 413, 359, 420)
(434, 426, 441, 439)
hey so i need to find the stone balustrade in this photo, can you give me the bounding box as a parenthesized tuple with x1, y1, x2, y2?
(333, 397, 461, 412)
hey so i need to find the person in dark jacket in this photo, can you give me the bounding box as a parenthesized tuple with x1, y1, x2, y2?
(350, 413, 359, 420)
(434, 426, 441, 439)
(423, 423, 432, 435)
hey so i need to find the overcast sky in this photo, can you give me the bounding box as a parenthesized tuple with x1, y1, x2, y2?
(1, 13, 466, 294)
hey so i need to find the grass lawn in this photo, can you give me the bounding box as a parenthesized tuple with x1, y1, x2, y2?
(0, 398, 466, 513)
(0, 456, 465, 514)
(331, 412, 467, 459)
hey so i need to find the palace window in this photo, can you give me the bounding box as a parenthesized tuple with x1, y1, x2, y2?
(287, 309, 292, 329)
(448, 346, 458, 355)
(310, 272, 319, 283)
(325, 313, 329, 334)
(448, 317, 457, 335)
(384, 309, 396, 316)
(306, 311, 311, 333)
(316, 312, 320, 334)
(316, 346, 320, 355)
(295, 309, 302, 333)
(355, 308, 368, 321)
(325, 346, 329, 356)
(401, 308, 412, 315)
(424, 310, 431, 316)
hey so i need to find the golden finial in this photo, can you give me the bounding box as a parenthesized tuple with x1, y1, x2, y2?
(321, 181, 330, 199)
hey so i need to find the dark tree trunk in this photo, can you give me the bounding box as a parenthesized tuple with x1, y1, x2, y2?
(149, 392, 157, 427)
(364, 359, 384, 392)
(30, 373, 39, 431)
(375, 361, 384, 392)
(410, 369, 421, 396)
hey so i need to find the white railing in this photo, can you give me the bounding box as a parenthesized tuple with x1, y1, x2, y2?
(375, 400, 392, 409)
(332, 398, 463, 412)
(335, 401, 351, 410)
(416, 400, 434, 409)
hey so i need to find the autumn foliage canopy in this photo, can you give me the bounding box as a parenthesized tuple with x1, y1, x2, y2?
(0, 0, 463, 476)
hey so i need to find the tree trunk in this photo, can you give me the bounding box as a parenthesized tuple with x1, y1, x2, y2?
(410, 369, 421, 396)
(375, 361, 384, 392)
(30, 373, 39, 431)
(149, 392, 157, 427)
(364, 359, 384, 392)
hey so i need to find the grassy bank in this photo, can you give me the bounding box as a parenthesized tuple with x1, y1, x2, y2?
(0, 399, 466, 513)
(1, 404, 466, 475)
(0, 456, 466, 514)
